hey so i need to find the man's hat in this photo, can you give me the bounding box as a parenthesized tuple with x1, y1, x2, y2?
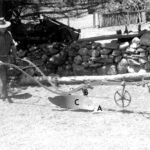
(0, 17, 11, 28)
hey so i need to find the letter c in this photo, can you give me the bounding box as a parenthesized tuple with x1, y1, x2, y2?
(75, 99, 79, 105)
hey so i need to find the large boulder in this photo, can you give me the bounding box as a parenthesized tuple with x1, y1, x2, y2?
(100, 48, 112, 55)
(97, 66, 107, 75)
(114, 56, 122, 63)
(97, 65, 117, 75)
(138, 58, 147, 64)
(146, 46, 150, 53)
(91, 49, 100, 57)
(46, 44, 60, 56)
(83, 69, 93, 75)
(49, 51, 67, 65)
(102, 40, 119, 49)
(126, 47, 136, 53)
(46, 61, 57, 74)
(106, 65, 117, 75)
(68, 49, 78, 57)
(136, 47, 145, 53)
(144, 62, 150, 70)
(148, 55, 150, 61)
(92, 42, 101, 49)
(117, 58, 128, 74)
(88, 49, 100, 57)
(112, 50, 122, 56)
(127, 65, 141, 73)
(130, 43, 139, 49)
(78, 48, 88, 56)
(98, 58, 114, 64)
(72, 64, 86, 75)
(100, 55, 109, 59)
(41, 54, 48, 62)
(82, 55, 90, 62)
(17, 49, 27, 58)
(69, 42, 80, 50)
(67, 42, 80, 57)
(132, 37, 140, 44)
(74, 55, 83, 65)
(119, 42, 129, 50)
(128, 59, 140, 66)
(82, 62, 89, 68)
(140, 31, 150, 46)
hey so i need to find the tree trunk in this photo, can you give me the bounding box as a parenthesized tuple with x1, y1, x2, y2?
(0, 0, 3, 17)
(0, 0, 13, 20)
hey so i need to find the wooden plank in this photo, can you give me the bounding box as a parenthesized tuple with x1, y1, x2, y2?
(19, 72, 150, 85)
(93, 12, 96, 28)
(141, 11, 146, 22)
(56, 73, 150, 84)
(78, 30, 146, 42)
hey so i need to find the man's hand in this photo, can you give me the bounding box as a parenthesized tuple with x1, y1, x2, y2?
(11, 45, 17, 58)
(0, 60, 4, 65)
(8, 55, 16, 64)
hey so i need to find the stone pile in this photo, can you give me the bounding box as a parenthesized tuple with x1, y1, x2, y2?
(57, 31, 150, 76)
(16, 42, 68, 76)
(15, 31, 150, 76)
(58, 40, 119, 76)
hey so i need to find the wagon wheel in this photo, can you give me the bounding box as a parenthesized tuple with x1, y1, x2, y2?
(114, 89, 131, 107)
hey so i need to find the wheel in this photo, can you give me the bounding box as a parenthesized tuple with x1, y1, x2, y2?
(114, 89, 131, 107)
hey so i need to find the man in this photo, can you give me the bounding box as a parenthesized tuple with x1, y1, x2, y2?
(0, 17, 17, 103)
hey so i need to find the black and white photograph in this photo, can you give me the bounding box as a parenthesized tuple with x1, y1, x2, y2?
(0, 0, 150, 149)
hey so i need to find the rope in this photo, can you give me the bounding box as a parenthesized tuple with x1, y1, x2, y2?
(20, 58, 66, 94)
(17, 58, 93, 95)
(0, 59, 95, 96)
(0, 62, 68, 95)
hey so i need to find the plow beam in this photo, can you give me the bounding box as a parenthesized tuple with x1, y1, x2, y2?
(78, 31, 145, 42)
(19, 72, 150, 85)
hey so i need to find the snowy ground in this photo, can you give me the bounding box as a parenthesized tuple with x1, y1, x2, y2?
(1, 15, 150, 150)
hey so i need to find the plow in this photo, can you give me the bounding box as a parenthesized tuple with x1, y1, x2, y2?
(2, 58, 150, 111)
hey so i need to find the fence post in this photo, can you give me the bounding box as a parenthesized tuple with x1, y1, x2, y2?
(0, 0, 3, 17)
(127, 11, 130, 25)
(141, 11, 146, 23)
(93, 12, 96, 28)
(67, 16, 70, 26)
(98, 12, 103, 28)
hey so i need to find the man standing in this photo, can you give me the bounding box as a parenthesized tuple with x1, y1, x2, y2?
(0, 17, 17, 103)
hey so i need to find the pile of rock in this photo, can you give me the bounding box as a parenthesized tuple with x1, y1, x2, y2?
(58, 40, 119, 76)
(119, 31, 150, 74)
(15, 31, 150, 76)
(16, 42, 68, 76)
(56, 31, 150, 76)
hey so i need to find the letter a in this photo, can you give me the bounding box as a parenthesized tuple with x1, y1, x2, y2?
(97, 105, 102, 111)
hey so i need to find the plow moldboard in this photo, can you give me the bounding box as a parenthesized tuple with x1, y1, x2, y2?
(48, 95, 94, 111)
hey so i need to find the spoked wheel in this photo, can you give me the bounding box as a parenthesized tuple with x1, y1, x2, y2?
(114, 89, 131, 107)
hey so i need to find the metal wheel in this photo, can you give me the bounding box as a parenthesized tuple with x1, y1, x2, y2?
(114, 89, 131, 107)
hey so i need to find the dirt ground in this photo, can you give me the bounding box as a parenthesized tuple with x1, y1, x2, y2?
(1, 84, 150, 150)
(1, 15, 150, 150)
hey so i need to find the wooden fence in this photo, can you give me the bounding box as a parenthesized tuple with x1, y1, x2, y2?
(93, 10, 146, 28)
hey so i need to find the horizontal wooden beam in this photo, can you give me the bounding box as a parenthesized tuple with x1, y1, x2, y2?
(78, 31, 145, 42)
(19, 72, 150, 85)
